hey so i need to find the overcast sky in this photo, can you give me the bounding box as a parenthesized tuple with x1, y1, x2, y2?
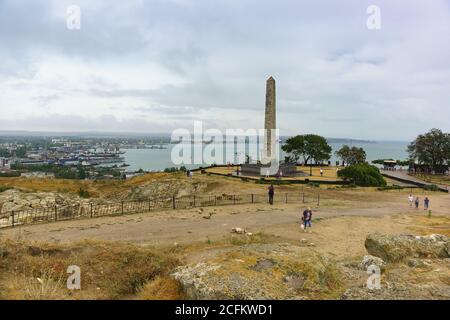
(0, 0, 449, 140)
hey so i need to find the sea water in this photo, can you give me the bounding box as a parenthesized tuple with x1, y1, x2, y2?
(122, 141, 409, 172)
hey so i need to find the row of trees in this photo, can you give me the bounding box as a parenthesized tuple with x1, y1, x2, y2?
(281, 134, 367, 165)
(281, 134, 384, 186)
(407, 128, 450, 172)
(282, 128, 450, 171)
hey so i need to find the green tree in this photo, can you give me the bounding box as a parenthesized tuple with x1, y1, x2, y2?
(335, 145, 367, 165)
(407, 128, 450, 171)
(0, 149, 11, 157)
(13, 146, 27, 158)
(77, 165, 87, 180)
(337, 163, 386, 187)
(282, 134, 332, 165)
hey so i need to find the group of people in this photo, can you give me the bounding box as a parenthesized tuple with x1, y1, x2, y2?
(268, 184, 313, 232)
(408, 194, 430, 210)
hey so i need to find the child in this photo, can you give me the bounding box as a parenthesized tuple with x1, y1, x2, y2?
(414, 197, 420, 209)
(302, 207, 312, 232)
(408, 194, 414, 206)
(424, 197, 430, 210)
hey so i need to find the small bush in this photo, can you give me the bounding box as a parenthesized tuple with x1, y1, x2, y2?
(377, 185, 404, 191)
(137, 276, 184, 300)
(307, 182, 320, 188)
(77, 187, 91, 198)
(337, 163, 386, 187)
(0, 185, 12, 193)
(423, 184, 439, 192)
(0, 171, 20, 177)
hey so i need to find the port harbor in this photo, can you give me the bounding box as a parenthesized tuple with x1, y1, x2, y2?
(0, 136, 171, 179)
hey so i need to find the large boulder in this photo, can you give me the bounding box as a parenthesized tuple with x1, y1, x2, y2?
(365, 233, 450, 262)
(172, 243, 342, 300)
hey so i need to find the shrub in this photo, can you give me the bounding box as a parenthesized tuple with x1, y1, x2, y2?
(337, 163, 386, 187)
(0, 171, 21, 177)
(0, 185, 12, 193)
(77, 187, 91, 198)
(307, 182, 320, 188)
(377, 185, 404, 191)
(423, 184, 439, 192)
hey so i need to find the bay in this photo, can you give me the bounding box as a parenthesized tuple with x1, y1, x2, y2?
(122, 141, 409, 172)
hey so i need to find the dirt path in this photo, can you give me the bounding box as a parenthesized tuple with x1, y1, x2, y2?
(2, 193, 448, 253)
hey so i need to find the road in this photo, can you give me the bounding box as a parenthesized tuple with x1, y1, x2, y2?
(1, 193, 449, 248)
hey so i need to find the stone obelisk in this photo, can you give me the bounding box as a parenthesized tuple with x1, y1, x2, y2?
(263, 76, 276, 163)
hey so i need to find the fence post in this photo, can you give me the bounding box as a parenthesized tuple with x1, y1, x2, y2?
(54, 205, 58, 221)
(233, 195, 236, 205)
(317, 193, 320, 206)
(251, 193, 254, 204)
(148, 199, 151, 212)
(214, 195, 217, 206)
(90, 203, 93, 218)
(11, 211, 15, 228)
(172, 195, 176, 209)
(193, 195, 196, 207)
(121, 201, 124, 214)
(302, 193, 305, 203)
(285, 193, 288, 203)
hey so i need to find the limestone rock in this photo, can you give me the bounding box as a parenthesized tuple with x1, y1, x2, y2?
(172, 244, 342, 300)
(232, 227, 246, 234)
(359, 255, 386, 272)
(365, 233, 450, 262)
(407, 259, 431, 269)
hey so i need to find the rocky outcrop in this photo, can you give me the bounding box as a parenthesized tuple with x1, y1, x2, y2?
(172, 243, 342, 300)
(359, 255, 386, 272)
(365, 233, 450, 262)
(127, 178, 208, 201)
(0, 189, 89, 213)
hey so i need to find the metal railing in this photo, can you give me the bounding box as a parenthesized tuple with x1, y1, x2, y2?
(0, 191, 322, 229)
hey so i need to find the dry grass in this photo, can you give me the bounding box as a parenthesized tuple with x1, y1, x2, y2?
(205, 165, 342, 181)
(410, 173, 450, 186)
(407, 215, 450, 237)
(137, 276, 185, 300)
(0, 238, 181, 300)
(0, 172, 173, 199)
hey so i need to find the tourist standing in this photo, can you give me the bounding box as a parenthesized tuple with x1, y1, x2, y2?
(320, 168, 324, 177)
(415, 197, 420, 209)
(408, 194, 414, 207)
(302, 207, 312, 232)
(424, 197, 430, 210)
(268, 184, 274, 205)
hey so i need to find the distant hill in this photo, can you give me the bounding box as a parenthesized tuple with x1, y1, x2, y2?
(0, 131, 376, 143)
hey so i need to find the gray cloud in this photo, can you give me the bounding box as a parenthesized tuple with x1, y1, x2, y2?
(0, 0, 449, 140)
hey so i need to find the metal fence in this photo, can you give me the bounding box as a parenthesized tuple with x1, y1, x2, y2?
(0, 191, 322, 229)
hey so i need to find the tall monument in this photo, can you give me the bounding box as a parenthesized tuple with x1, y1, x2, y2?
(240, 76, 297, 177)
(263, 76, 276, 163)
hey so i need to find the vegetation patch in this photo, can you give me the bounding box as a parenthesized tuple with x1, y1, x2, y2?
(0, 239, 180, 300)
(338, 163, 386, 187)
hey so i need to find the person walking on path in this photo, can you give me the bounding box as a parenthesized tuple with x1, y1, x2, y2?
(268, 184, 274, 205)
(408, 194, 414, 207)
(302, 207, 312, 232)
(415, 197, 420, 209)
(424, 197, 430, 210)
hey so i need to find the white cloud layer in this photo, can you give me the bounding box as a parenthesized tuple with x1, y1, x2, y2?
(0, 0, 449, 140)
